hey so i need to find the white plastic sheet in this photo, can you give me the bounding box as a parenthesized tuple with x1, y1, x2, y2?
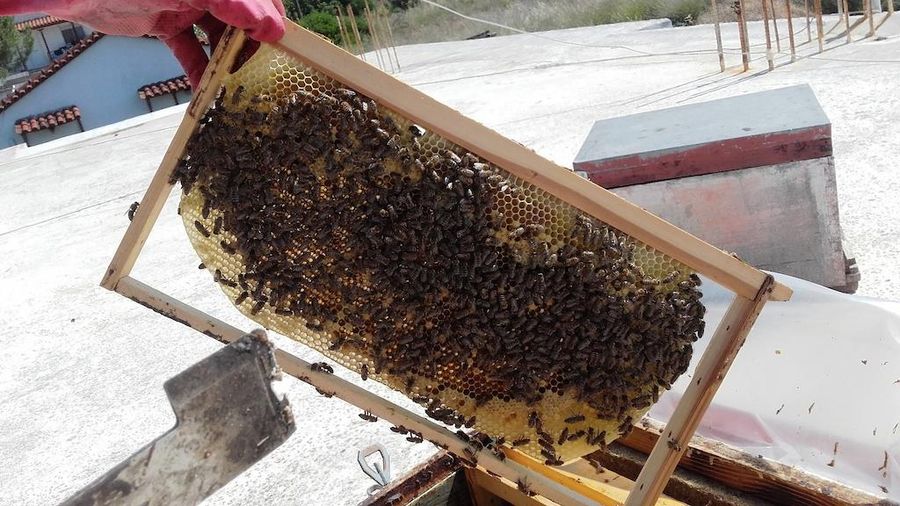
(649, 273, 900, 500)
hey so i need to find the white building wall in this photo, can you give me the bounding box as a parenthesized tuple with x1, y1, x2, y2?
(24, 23, 95, 71)
(0, 36, 186, 149)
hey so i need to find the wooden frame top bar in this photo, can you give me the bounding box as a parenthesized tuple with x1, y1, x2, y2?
(274, 23, 791, 302)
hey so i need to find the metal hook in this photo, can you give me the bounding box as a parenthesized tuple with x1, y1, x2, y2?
(357, 443, 391, 494)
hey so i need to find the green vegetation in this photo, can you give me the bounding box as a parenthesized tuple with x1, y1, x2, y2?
(0, 17, 33, 79)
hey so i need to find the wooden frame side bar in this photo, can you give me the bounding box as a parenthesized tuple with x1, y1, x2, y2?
(114, 275, 603, 506)
(100, 29, 247, 290)
(274, 23, 791, 303)
(624, 275, 774, 505)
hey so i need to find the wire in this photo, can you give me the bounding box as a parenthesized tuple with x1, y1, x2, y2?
(417, 0, 733, 58)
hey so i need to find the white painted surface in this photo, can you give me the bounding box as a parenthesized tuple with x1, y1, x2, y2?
(1, 14, 899, 505)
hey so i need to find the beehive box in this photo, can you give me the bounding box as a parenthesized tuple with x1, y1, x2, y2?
(573, 85, 850, 290)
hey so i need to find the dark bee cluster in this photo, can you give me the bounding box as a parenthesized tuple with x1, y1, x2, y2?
(172, 80, 705, 460)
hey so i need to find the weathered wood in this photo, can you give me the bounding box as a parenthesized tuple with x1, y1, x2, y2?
(769, 0, 782, 51)
(867, 0, 876, 35)
(100, 29, 246, 290)
(625, 276, 774, 505)
(347, 5, 368, 63)
(710, 0, 726, 71)
(761, 0, 776, 70)
(805, 0, 812, 42)
(843, 0, 852, 42)
(361, 452, 462, 506)
(273, 22, 791, 302)
(737, 0, 751, 70)
(814, 0, 825, 51)
(786, 0, 797, 61)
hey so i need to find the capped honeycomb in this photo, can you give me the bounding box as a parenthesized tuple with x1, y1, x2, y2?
(171, 44, 705, 464)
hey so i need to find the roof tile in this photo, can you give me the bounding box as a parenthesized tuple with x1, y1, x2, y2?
(15, 105, 81, 135)
(138, 75, 191, 100)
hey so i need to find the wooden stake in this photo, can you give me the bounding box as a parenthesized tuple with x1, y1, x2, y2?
(347, 5, 367, 63)
(786, 0, 797, 61)
(100, 29, 247, 290)
(867, 0, 876, 36)
(362, 1, 386, 71)
(737, 0, 751, 71)
(335, 7, 352, 53)
(770, 0, 782, 52)
(843, 0, 852, 42)
(890, 0, 895, 16)
(378, 0, 402, 72)
(814, 0, 825, 51)
(710, 0, 726, 71)
(762, 0, 775, 70)
(624, 277, 775, 506)
(805, 0, 812, 42)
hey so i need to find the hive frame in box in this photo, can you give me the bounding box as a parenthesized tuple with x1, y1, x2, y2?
(100, 23, 791, 506)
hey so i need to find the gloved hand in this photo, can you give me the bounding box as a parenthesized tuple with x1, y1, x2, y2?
(1, 1, 286, 87)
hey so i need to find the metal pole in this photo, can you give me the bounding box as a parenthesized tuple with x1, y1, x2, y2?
(762, 0, 775, 70)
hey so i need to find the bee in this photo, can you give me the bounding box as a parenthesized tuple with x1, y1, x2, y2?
(194, 220, 210, 237)
(564, 414, 586, 424)
(511, 437, 530, 447)
(463, 447, 478, 464)
(491, 446, 506, 461)
(250, 299, 265, 315)
(389, 425, 408, 434)
(126, 201, 139, 221)
(358, 410, 378, 422)
(407, 125, 423, 137)
(234, 291, 248, 305)
(455, 430, 470, 442)
(310, 362, 334, 374)
(201, 198, 211, 219)
(464, 416, 476, 428)
(528, 411, 540, 428)
(360, 364, 369, 381)
(315, 388, 334, 398)
(557, 428, 569, 446)
(198, 262, 206, 270)
(231, 85, 245, 104)
(213, 216, 223, 235)
(406, 431, 424, 443)
(516, 479, 536, 497)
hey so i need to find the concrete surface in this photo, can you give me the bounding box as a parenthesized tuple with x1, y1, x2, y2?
(2, 13, 900, 505)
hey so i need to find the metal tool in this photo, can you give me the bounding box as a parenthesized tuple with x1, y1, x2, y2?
(357, 443, 392, 495)
(62, 331, 295, 506)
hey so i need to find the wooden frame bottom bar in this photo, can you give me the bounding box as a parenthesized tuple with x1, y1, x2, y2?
(115, 276, 600, 506)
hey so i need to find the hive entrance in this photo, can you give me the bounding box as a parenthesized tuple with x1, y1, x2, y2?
(171, 46, 705, 463)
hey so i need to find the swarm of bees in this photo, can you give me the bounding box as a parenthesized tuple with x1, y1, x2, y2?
(172, 49, 705, 463)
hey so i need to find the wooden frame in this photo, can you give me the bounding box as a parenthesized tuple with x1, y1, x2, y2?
(101, 21, 791, 506)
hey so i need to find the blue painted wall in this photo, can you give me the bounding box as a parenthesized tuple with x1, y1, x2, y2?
(0, 36, 188, 149)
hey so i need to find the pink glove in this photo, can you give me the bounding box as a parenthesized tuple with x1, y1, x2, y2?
(2, 1, 286, 87)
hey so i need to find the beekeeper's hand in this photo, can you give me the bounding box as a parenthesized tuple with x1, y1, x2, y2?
(2, 0, 286, 87)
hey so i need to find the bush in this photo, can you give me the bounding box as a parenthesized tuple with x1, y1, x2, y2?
(300, 11, 341, 43)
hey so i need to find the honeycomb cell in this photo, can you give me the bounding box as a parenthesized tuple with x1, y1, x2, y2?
(171, 45, 705, 463)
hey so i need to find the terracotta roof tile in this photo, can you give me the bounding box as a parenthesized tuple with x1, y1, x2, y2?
(15, 15, 67, 31)
(138, 75, 191, 100)
(0, 32, 104, 114)
(15, 105, 80, 135)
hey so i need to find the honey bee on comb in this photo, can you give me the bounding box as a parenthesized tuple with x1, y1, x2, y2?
(170, 46, 705, 462)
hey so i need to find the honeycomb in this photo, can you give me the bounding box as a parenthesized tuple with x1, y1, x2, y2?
(171, 44, 705, 463)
